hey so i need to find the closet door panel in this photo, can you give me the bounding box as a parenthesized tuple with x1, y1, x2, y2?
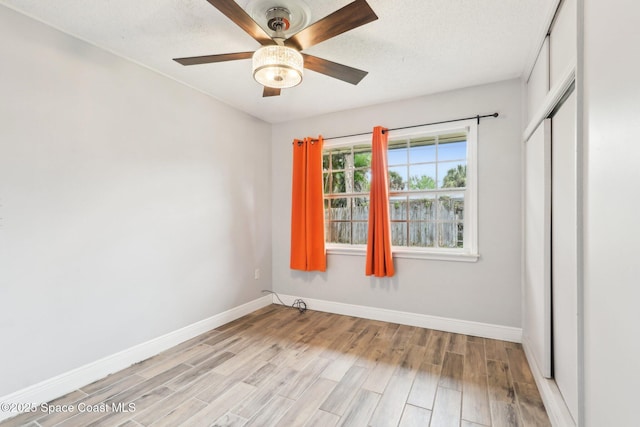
(526, 37, 550, 123)
(550, 0, 577, 87)
(552, 90, 579, 421)
(524, 119, 552, 377)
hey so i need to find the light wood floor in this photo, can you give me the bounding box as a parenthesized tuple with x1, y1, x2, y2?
(1, 304, 550, 427)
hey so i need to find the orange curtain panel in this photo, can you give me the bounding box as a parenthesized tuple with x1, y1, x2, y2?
(290, 137, 327, 272)
(366, 126, 395, 277)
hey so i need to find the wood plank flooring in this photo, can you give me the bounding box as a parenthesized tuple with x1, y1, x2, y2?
(0, 305, 550, 427)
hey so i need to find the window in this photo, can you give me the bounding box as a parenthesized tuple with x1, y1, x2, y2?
(323, 144, 371, 245)
(322, 120, 478, 261)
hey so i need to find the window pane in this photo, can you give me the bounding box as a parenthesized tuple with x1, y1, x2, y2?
(331, 171, 347, 193)
(330, 198, 350, 220)
(438, 222, 462, 248)
(409, 222, 435, 247)
(323, 153, 330, 171)
(353, 146, 372, 168)
(353, 168, 371, 192)
(323, 172, 330, 193)
(331, 149, 351, 170)
(389, 197, 407, 220)
(438, 161, 466, 188)
(438, 193, 465, 221)
(408, 163, 436, 190)
(391, 222, 407, 246)
(324, 199, 330, 222)
(409, 195, 436, 220)
(352, 197, 369, 221)
(438, 137, 467, 162)
(455, 197, 464, 221)
(388, 141, 408, 166)
(328, 222, 350, 244)
(409, 135, 436, 163)
(353, 222, 368, 245)
(324, 201, 330, 243)
(439, 196, 455, 221)
(388, 166, 407, 190)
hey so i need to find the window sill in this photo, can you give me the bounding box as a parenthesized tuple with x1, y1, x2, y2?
(326, 245, 480, 262)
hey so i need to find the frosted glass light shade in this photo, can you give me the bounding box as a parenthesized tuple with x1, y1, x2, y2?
(252, 45, 303, 89)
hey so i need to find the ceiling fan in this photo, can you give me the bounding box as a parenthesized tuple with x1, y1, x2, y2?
(173, 0, 378, 97)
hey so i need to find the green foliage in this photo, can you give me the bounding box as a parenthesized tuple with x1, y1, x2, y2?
(324, 149, 371, 194)
(354, 169, 370, 192)
(331, 171, 346, 193)
(354, 152, 371, 168)
(389, 171, 405, 190)
(331, 198, 347, 208)
(330, 152, 346, 169)
(442, 164, 466, 188)
(409, 175, 436, 190)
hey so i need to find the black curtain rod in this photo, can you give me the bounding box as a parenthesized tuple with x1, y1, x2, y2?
(304, 112, 499, 142)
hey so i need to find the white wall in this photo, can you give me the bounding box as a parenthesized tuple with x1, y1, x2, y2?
(272, 80, 523, 328)
(0, 6, 271, 396)
(582, 0, 640, 424)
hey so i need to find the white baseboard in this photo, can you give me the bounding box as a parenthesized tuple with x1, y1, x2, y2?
(0, 295, 272, 423)
(272, 294, 522, 343)
(522, 338, 576, 427)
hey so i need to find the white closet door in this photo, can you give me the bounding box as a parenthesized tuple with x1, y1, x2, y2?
(550, 0, 577, 87)
(552, 90, 578, 421)
(527, 37, 550, 123)
(524, 119, 552, 378)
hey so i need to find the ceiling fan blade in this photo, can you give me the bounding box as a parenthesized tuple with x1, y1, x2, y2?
(204, 0, 274, 45)
(285, 0, 378, 51)
(302, 54, 368, 85)
(173, 51, 254, 65)
(263, 87, 281, 97)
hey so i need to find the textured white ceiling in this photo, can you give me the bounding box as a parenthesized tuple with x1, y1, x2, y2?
(1, 0, 553, 123)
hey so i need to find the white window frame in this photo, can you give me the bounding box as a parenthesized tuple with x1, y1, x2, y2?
(324, 120, 479, 262)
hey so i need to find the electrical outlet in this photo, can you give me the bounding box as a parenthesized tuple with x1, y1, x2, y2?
(254, 268, 260, 280)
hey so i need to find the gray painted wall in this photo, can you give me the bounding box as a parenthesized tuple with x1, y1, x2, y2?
(271, 79, 523, 328)
(0, 6, 271, 396)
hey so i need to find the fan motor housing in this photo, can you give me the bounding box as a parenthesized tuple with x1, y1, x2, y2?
(245, 0, 312, 36)
(266, 7, 291, 32)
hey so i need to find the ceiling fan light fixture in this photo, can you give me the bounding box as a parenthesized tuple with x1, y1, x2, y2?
(252, 45, 303, 89)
